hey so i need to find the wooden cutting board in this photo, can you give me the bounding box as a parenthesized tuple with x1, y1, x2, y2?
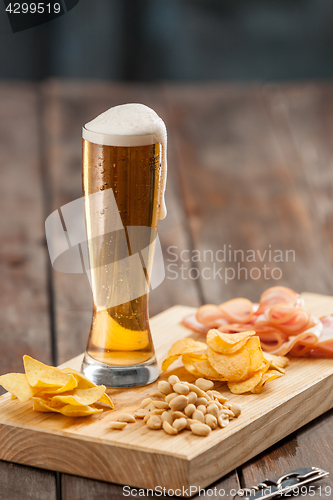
(0, 292, 333, 495)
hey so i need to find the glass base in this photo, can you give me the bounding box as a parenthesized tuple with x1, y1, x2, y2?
(81, 352, 159, 388)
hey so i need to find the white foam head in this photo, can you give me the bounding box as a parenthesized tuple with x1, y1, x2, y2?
(82, 103, 166, 147)
(82, 103, 167, 219)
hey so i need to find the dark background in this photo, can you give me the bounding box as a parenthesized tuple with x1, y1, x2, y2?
(0, 0, 333, 81)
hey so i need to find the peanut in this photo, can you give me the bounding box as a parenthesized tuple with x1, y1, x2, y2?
(220, 409, 235, 418)
(206, 403, 219, 419)
(149, 391, 166, 399)
(145, 402, 156, 411)
(110, 422, 127, 430)
(196, 397, 208, 407)
(186, 383, 209, 399)
(150, 409, 164, 415)
(211, 391, 228, 403)
(205, 414, 218, 430)
(144, 413, 152, 423)
(190, 423, 211, 436)
(139, 398, 152, 409)
(153, 400, 169, 410)
(172, 411, 187, 419)
(165, 392, 178, 403)
(187, 391, 198, 405)
(158, 381, 173, 395)
(218, 415, 229, 428)
(184, 403, 196, 417)
(168, 375, 180, 386)
(186, 418, 202, 429)
(192, 409, 205, 423)
(173, 383, 190, 396)
(173, 417, 187, 432)
(147, 415, 162, 430)
(197, 405, 207, 415)
(161, 411, 173, 425)
(195, 378, 214, 391)
(134, 409, 149, 418)
(163, 420, 178, 435)
(229, 403, 241, 417)
(117, 413, 136, 423)
(169, 395, 188, 411)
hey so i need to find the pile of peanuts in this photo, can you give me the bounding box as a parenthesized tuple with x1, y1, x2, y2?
(110, 375, 241, 437)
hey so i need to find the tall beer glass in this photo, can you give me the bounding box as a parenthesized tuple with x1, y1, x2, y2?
(81, 104, 167, 387)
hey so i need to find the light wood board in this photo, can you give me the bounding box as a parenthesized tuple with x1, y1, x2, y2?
(0, 292, 333, 494)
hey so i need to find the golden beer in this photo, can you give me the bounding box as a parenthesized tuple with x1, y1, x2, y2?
(82, 141, 161, 366)
(81, 103, 167, 387)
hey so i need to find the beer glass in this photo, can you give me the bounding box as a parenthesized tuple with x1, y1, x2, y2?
(81, 105, 166, 387)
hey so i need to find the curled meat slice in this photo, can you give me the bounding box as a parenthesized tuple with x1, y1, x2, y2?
(196, 304, 227, 326)
(181, 314, 210, 335)
(313, 315, 333, 355)
(218, 298, 253, 324)
(217, 323, 253, 334)
(257, 286, 300, 314)
(267, 304, 311, 335)
(270, 319, 322, 356)
(181, 287, 333, 359)
(257, 330, 285, 352)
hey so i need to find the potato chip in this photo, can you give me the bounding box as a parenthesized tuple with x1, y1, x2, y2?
(161, 355, 181, 372)
(0, 373, 36, 402)
(23, 355, 70, 388)
(263, 352, 289, 369)
(228, 371, 263, 394)
(268, 362, 285, 374)
(98, 392, 114, 407)
(0, 356, 113, 416)
(207, 346, 250, 381)
(162, 338, 207, 371)
(251, 369, 284, 394)
(61, 368, 96, 389)
(35, 374, 78, 395)
(191, 359, 226, 381)
(207, 330, 250, 354)
(33, 397, 102, 416)
(207, 329, 255, 354)
(168, 338, 207, 356)
(246, 337, 265, 372)
(182, 355, 204, 377)
(51, 386, 107, 407)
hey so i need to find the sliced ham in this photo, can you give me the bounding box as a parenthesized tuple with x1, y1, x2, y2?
(182, 286, 333, 359)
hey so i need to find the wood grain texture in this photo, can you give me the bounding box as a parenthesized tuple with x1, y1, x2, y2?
(0, 461, 57, 500)
(0, 83, 57, 500)
(165, 84, 333, 303)
(0, 294, 332, 496)
(0, 83, 51, 374)
(61, 470, 239, 500)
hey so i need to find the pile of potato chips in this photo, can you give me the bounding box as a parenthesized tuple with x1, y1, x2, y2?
(162, 330, 288, 394)
(0, 355, 113, 416)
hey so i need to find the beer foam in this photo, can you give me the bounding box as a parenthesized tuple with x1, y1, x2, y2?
(83, 103, 167, 219)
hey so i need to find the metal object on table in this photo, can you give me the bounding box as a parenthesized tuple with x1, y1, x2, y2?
(234, 467, 329, 500)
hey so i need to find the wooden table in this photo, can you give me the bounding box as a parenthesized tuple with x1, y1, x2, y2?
(1, 80, 333, 499)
